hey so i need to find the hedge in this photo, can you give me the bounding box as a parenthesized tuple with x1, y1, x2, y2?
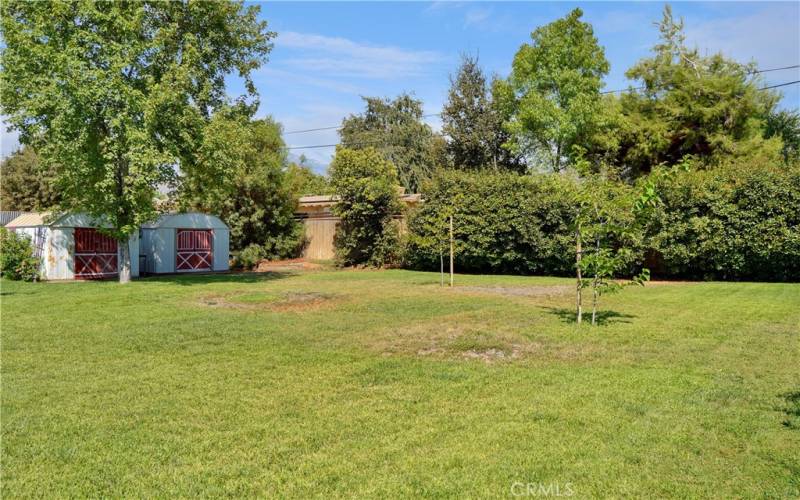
(405, 163, 800, 282)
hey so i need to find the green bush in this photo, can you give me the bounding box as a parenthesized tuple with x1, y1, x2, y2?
(644, 161, 800, 281)
(0, 228, 40, 281)
(330, 147, 402, 267)
(234, 244, 265, 270)
(406, 170, 579, 275)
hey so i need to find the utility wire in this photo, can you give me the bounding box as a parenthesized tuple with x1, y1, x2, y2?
(283, 65, 799, 137)
(286, 78, 800, 150)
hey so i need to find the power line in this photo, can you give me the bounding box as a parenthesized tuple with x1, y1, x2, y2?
(283, 112, 443, 136)
(600, 64, 800, 95)
(283, 65, 799, 137)
(286, 80, 800, 150)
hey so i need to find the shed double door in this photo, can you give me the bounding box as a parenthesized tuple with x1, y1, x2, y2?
(176, 229, 212, 271)
(74, 228, 118, 279)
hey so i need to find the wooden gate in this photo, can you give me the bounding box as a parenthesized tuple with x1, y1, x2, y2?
(74, 228, 118, 279)
(176, 229, 212, 271)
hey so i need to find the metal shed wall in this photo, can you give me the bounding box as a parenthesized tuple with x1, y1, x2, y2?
(140, 213, 229, 273)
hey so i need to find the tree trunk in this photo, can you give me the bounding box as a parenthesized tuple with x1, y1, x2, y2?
(440, 250, 444, 287)
(591, 276, 598, 326)
(591, 235, 600, 325)
(575, 223, 582, 325)
(449, 215, 454, 287)
(119, 238, 131, 284)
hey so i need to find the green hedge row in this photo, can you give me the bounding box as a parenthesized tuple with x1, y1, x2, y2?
(405, 163, 800, 281)
(406, 170, 577, 275)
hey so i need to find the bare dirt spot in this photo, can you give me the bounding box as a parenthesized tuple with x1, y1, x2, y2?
(457, 285, 572, 298)
(254, 258, 324, 273)
(197, 291, 337, 312)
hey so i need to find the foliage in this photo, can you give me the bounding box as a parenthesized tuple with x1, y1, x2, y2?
(503, 8, 610, 172)
(340, 94, 439, 192)
(764, 109, 800, 164)
(571, 171, 652, 324)
(329, 147, 401, 267)
(0, 228, 40, 281)
(285, 157, 330, 197)
(406, 170, 578, 275)
(601, 6, 782, 179)
(0, 0, 274, 282)
(643, 160, 800, 281)
(441, 55, 525, 172)
(0, 147, 60, 211)
(234, 243, 267, 270)
(179, 111, 303, 257)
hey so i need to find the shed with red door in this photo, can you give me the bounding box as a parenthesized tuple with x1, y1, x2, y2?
(4, 212, 140, 280)
(139, 213, 229, 275)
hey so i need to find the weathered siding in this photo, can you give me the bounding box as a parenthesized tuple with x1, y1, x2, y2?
(303, 218, 338, 260)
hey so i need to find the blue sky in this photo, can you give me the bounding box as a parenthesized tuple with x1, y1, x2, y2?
(2, 2, 799, 170)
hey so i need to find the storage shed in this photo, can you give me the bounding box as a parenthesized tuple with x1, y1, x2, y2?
(140, 213, 229, 274)
(5, 212, 139, 280)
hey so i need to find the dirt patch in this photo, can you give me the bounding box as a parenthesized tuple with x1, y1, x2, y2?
(254, 259, 324, 273)
(197, 291, 336, 312)
(457, 285, 572, 298)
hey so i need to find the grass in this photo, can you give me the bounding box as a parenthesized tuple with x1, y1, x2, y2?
(1, 269, 799, 497)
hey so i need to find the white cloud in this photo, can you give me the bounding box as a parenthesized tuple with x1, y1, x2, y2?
(464, 8, 492, 28)
(683, 5, 800, 71)
(276, 31, 443, 80)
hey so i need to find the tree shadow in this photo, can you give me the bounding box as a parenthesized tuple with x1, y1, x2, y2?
(138, 271, 295, 286)
(539, 306, 637, 326)
(779, 390, 800, 430)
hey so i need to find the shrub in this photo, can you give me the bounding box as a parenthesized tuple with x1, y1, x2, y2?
(0, 228, 40, 281)
(330, 147, 402, 267)
(406, 170, 579, 275)
(643, 161, 800, 281)
(234, 244, 265, 270)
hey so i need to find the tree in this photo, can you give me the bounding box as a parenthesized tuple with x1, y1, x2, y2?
(503, 8, 610, 172)
(0, 147, 60, 211)
(329, 147, 401, 267)
(441, 55, 525, 172)
(571, 168, 653, 325)
(340, 94, 438, 192)
(605, 6, 781, 178)
(1, 1, 273, 282)
(765, 109, 800, 164)
(179, 111, 302, 258)
(285, 156, 330, 197)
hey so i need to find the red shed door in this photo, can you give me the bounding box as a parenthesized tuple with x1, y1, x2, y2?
(176, 229, 212, 272)
(74, 228, 118, 279)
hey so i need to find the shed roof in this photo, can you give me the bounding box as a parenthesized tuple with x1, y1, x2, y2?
(141, 212, 228, 230)
(298, 193, 422, 209)
(5, 212, 50, 228)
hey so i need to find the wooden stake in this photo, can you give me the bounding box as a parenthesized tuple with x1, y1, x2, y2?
(576, 224, 582, 325)
(449, 215, 454, 287)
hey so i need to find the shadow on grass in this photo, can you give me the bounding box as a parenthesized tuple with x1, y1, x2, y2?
(780, 391, 800, 430)
(139, 271, 295, 286)
(540, 306, 637, 326)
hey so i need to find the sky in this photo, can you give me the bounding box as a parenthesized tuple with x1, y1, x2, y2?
(2, 1, 799, 171)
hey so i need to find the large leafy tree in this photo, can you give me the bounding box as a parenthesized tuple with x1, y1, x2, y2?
(0, 0, 273, 282)
(502, 8, 610, 173)
(340, 94, 438, 193)
(179, 110, 301, 257)
(606, 6, 781, 177)
(285, 156, 330, 197)
(329, 147, 401, 267)
(0, 147, 60, 211)
(441, 55, 525, 172)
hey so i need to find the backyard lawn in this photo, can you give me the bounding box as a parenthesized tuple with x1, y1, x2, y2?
(1, 269, 798, 497)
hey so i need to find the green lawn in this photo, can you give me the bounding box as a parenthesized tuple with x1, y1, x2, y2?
(2, 270, 799, 497)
